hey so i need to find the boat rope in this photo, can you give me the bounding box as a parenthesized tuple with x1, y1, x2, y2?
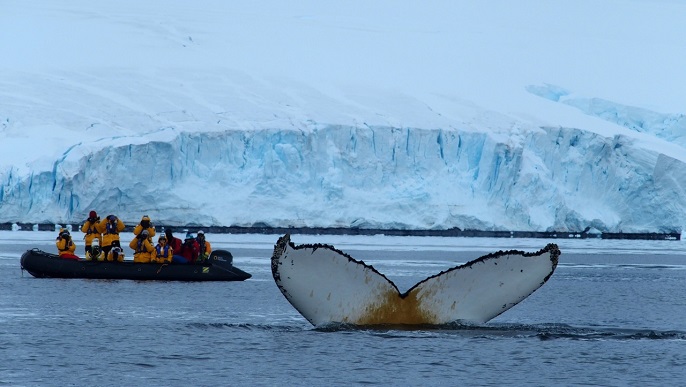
(156, 264, 168, 274)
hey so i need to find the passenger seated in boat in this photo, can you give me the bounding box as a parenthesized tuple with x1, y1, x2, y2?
(152, 235, 173, 263)
(196, 230, 212, 262)
(81, 210, 102, 257)
(172, 232, 199, 264)
(133, 215, 155, 241)
(165, 228, 182, 252)
(86, 237, 104, 261)
(55, 228, 79, 260)
(96, 214, 125, 257)
(130, 229, 155, 263)
(106, 246, 125, 262)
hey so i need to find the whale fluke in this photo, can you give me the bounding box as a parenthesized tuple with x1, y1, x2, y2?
(271, 234, 560, 327)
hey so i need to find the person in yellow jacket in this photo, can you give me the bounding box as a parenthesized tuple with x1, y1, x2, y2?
(106, 246, 125, 262)
(133, 215, 155, 241)
(55, 228, 79, 260)
(196, 230, 212, 262)
(87, 237, 104, 261)
(96, 214, 125, 257)
(152, 234, 173, 263)
(81, 210, 102, 259)
(130, 229, 155, 263)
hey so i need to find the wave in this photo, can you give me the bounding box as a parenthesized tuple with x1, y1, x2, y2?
(562, 263, 686, 270)
(532, 325, 686, 341)
(186, 322, 309, 332)
(316, 322, 686, 340)
(186, 321, 686, 341)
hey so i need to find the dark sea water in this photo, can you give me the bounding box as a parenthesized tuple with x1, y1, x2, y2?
(2, 234, 686, 386)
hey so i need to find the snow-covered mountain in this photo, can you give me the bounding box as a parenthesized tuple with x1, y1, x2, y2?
(1, 1, 685, 233)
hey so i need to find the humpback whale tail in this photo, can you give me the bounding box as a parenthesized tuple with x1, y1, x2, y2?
(271, 234, 560, 327)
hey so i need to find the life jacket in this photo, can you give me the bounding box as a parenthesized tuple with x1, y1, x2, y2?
(84, 221, 98, 234)
(105, 221, 119, 235)
(156, 245, 170, 257)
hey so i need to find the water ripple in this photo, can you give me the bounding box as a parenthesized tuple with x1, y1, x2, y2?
(186, 322, 308, 332)
(181, 320, 686, 342)
(303, 322, 686, 342)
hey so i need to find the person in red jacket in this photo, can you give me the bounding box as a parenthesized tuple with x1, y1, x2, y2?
(164, 228, 182, 252)
(173, 232, 199, 264)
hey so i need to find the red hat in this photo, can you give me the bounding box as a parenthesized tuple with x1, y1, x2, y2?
(89, 211, 97, 218)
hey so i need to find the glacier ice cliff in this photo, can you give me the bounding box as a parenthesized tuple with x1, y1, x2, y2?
(1, 124, 684, 233)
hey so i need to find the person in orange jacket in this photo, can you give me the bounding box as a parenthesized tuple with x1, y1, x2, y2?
(56, 228, 79, 260)
(133, 215, 155, 241)
(153, 234, 173, 263)
(196, 230, 212, 262)
(96, 214, 125, 257)
(81, 210, 102, 259)
(129, 229, 155, 263)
